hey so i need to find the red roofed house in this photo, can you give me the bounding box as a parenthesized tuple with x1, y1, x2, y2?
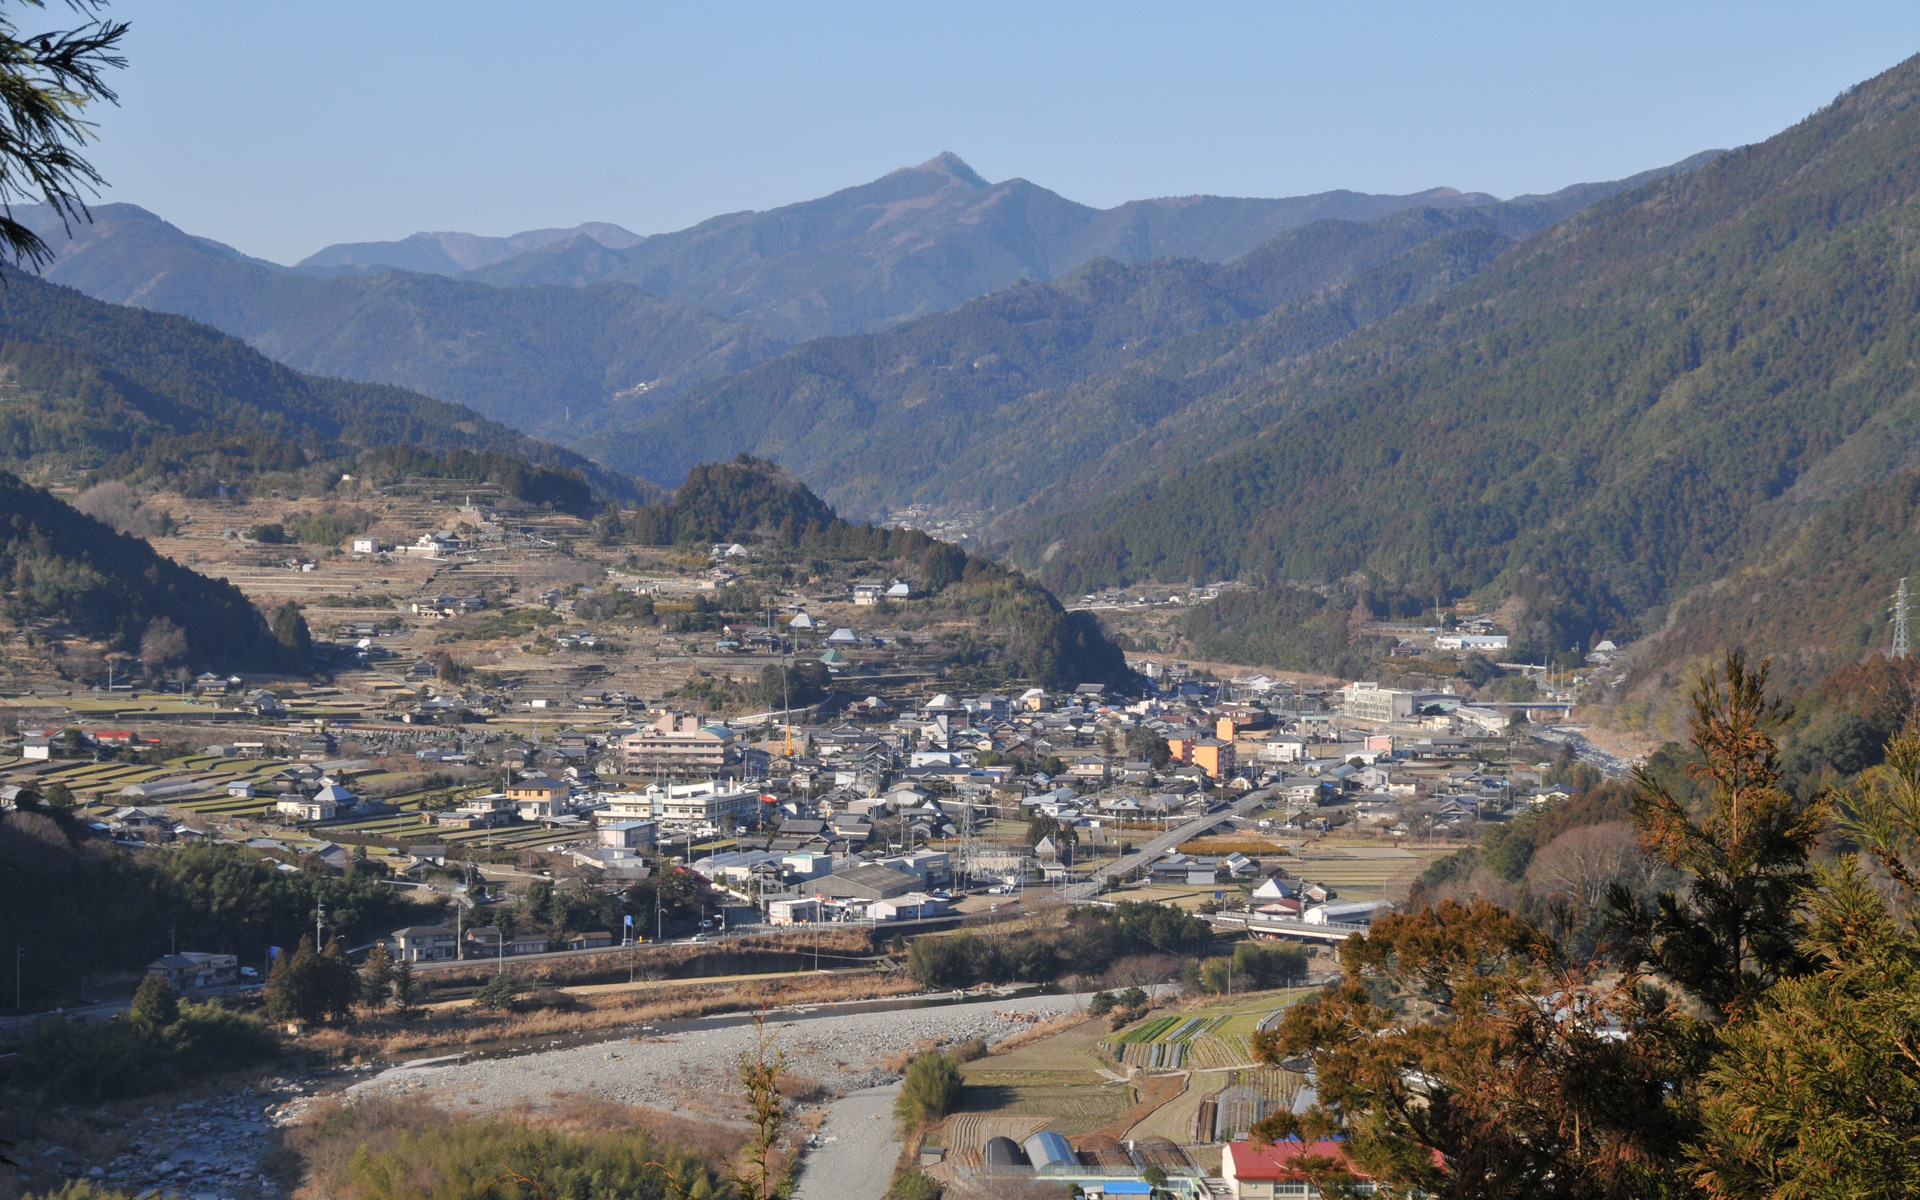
(1223, 1140, 1435, 1198)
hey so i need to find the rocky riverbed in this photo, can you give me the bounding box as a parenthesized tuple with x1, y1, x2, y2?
(338, 992, 1087, 1122)
(7, 1074, 340, 1200)
(6, 992, 1087, 1200)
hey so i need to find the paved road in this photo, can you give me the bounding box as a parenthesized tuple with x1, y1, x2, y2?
(792, 1083, 902, 1200)
(1063, 787, 1275, 901)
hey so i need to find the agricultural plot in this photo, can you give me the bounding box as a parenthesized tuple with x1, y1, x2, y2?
(1286, 842, 1454, 902)
(1101, 1014, 1233, 1069)
(950, 1069, 1135, 1135)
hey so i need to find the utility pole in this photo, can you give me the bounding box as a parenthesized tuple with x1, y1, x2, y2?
(1894, 578, 1912, 660)
(315, 900, 325, 949)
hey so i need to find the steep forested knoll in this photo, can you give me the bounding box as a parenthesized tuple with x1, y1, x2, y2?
(19, 204, 785, 440)
(585, 212, 1517, 508)
(1024, 55, 1920, 654)
(0, 470, 285, 665)
(603, 457, 1134, 689)
(0, 269, 646, 502)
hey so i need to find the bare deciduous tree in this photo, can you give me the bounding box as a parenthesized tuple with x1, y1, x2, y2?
(1527, 821, 1644, 911)
(139, 616, 187, 670)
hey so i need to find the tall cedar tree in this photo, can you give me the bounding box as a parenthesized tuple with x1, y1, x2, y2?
(358, 940, 394, 1009)
(1607, 650, 1830, 1020)
(1686, 716, 1920, 1196)
(264, 935, 355, 1024)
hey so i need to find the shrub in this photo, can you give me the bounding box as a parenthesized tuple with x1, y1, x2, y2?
(951, 1037, 988, 1064)
(895, 1051, 963, 1128)
(1109, 1004, 1148, 1031)
(308, 1100, 723, 1200)
(474, 974, 520, 1011)
(20, 1001, 278, 1101)
(889, 1169, 943, 1200)
(1088, 990, 1116, 1016)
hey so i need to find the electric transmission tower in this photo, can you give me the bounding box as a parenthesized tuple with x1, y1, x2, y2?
(1894, 578, 1912, 660)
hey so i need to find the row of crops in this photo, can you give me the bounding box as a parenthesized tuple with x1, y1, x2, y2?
(1100, 1014, 1237, 1068)
(1101, 1007, 1297, 1072)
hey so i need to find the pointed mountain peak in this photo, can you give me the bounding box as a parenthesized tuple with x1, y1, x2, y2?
(913, 152, 988, 188)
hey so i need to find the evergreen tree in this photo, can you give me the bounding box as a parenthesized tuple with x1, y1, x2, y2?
(358, 940, 394, 1009)
(392, 957, 419, 1012)
(1688, 715, 1920, 1195)
(269, 601, 311, 661)
(264, 935, 356, 1024)
(1608, 650, 1830, 1020)
(128, 973, 178, 1028)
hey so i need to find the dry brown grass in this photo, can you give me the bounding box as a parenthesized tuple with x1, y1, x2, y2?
(416, 929, 883, 991)
(284, 1093, 751, 1200)
(988, 1011, 1093, 1056)
(303, 969, 926, 1061)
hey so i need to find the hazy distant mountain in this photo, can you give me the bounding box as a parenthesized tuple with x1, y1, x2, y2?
(462, 152, 1528, 341)
(580, 150, 1718, 511)
(14, 204, 784, 440)
(296, 221, 644, 275)
(14, 151, 1715, 450)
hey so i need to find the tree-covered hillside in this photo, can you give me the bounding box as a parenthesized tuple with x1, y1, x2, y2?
(1021, 54, 1920, 656)
(1636, 461, 1920, 690)
(584, 212, 1517, 510)
(20, 204, 785, 441)
(0, 470, 289, 666)
(0, 268, 646, 504)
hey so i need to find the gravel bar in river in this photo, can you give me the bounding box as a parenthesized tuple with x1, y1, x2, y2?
(345, 992, 1088, 1120)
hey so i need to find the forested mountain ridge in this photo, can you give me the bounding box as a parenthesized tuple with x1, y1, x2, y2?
(16, 204, 786, 441)
(1017, 54, 1920, 657)
(584, 212, 1516, 514)
(0, 469, 288, 667)
(464, 151, 1713, 341)
(0, 269, 649, 503)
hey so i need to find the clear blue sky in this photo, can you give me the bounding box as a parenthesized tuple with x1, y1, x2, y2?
(73, 1, 1920, 264)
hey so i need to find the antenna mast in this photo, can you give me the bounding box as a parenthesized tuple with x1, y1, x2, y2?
(1895, 578, 1912, 660)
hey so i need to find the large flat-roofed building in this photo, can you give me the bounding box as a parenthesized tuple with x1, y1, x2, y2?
(1338, 682, 1422, 724)
(655, 780, 762, 824)
(809, 863, 919, 901)
(620, 712, 740, 776)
